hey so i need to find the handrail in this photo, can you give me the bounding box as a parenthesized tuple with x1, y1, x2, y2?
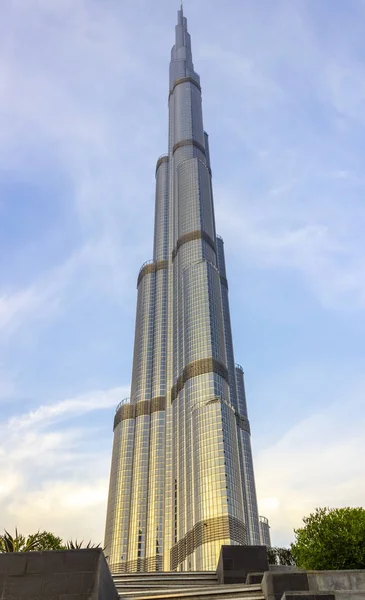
(115, 397, 131, 413)
(235, 363, 244, 371)
(138, 259, 154, 275)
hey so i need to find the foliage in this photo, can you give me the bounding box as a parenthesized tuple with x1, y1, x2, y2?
(28, 531, 64, 551)
(267, 546, 296, 566)
(291, 507, 365, 570)
(65, 540, 101, 550)
(0, 529, 100, 553)
(0, 529, 42, 553)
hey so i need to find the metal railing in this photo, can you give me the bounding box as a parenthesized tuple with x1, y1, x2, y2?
(138, 259, 154, 276)
(115, 397, 131, 413)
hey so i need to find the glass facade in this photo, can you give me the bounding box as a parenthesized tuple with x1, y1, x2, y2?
(259, 516, 272, 547)
(104, 8, 262, 573)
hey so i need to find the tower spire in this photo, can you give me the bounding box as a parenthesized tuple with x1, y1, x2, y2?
(172, 1, 194, 83)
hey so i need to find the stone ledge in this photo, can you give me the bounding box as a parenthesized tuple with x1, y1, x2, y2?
(0, 549, 118, 600)
(216, 545, 269, 584)
(334, 594, 365, 600)
(246, 571, 264, 584)
(261, 570, 365, 600)
(307, 571, 365, 593)
(262, 571, 310, 600)
(281, 594, 335, 600)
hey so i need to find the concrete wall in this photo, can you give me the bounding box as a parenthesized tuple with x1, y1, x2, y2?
(216, 545, 269, 584)
(262, 569, 365, 600)
(0, 548, 118, 600)
(308, 570, 365, 593)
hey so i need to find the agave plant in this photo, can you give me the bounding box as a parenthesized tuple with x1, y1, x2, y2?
(0, 529, 41, 553)
(0, 529, 103, 553)
(66, 540, 101, 550)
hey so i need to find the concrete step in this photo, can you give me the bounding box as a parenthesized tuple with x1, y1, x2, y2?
(115, 583, 264, 600)
(113, 571, 218, 589)
(115, 580, 219, 589)
(117, 592, 264, 600)
(115, 584, 219, 591)
(116, 584, 259, 593)
(114, 571, 217, 580)
(112, 571, 265, 600)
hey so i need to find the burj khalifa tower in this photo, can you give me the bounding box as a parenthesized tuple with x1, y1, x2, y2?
(104, 7, 263, 573)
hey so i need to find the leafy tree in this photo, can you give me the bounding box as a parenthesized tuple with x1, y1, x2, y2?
(291, 507, 365, 570)
(267, 546, 295, 566)
(28, 531, 64, 551)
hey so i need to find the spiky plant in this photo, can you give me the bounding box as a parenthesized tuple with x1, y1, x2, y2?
(0, 529, 41, 553)
(66, 540, 101, 550)
(0, 529, 103, 554)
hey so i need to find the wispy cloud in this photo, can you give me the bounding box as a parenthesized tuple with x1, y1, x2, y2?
(256, 380, 365, 546)
(0, 369, 14, 400)
(0, 385, 128, 541)
(0, 243, 104, 337)
(0, 0, 364, 546)
(12, 387, 125, 430)
(215, 180, 365, 310)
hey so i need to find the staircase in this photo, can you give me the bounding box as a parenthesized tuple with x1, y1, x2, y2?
(112, 571, 265, 600)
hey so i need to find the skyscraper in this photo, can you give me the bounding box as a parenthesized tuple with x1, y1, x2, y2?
(105, 7, 262, 574)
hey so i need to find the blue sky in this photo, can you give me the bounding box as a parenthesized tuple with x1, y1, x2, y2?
(0, 0, 364, 547)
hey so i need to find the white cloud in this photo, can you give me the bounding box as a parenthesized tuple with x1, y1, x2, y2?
(0, 368, 15, 399)
(0, 472, 22, 501)
(0, 386, 128, 543)
(7, 480, 109, 543)
(0, 288, 46, 334)
(0, 245, 88, 337)
(215, 184, 365, 311)
(256, 384, 365, 547)
(194, 3, 365, 313)
(0, 0, 158, 335)
(325, 60, 365, 124)
(0, 0, 160, 234)
(0, 236, 134, 343)
(12, 387, 125, 430)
